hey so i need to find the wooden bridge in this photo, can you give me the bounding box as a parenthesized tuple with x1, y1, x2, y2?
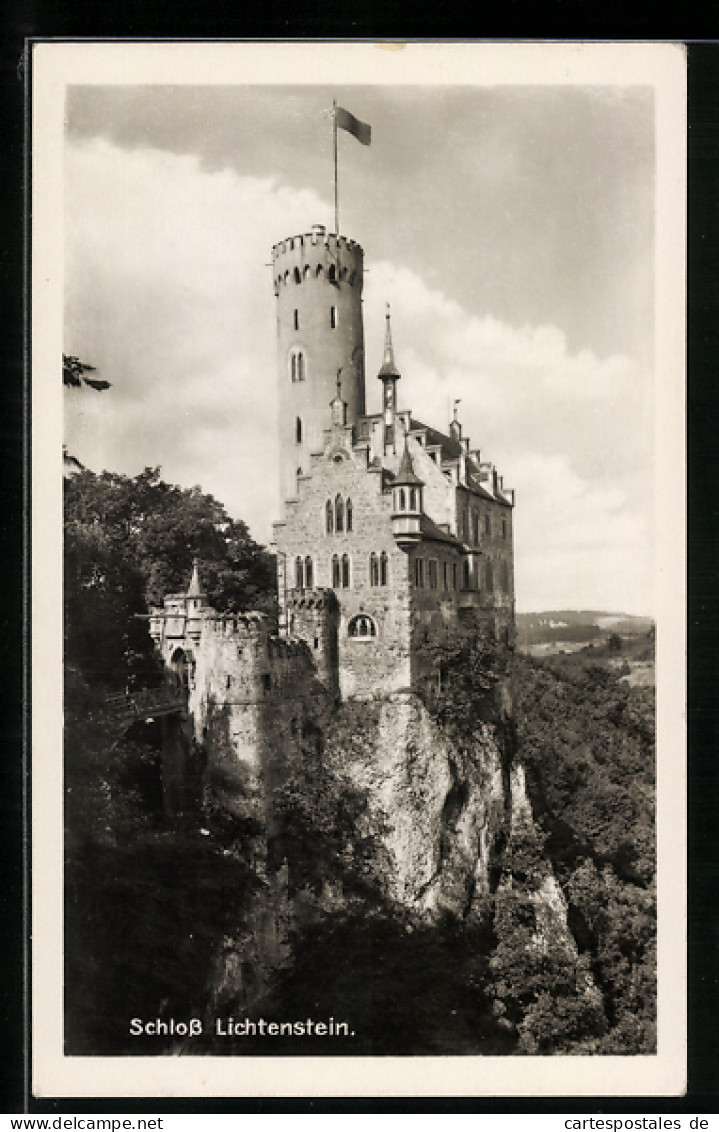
(105, 686, 187, 729)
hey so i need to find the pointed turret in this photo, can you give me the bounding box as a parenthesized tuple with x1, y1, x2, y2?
(391, 436, 424, 548)
(188, 557, 203, 597)
(378, 303, 401, 455)
(186, 558, 206, 639)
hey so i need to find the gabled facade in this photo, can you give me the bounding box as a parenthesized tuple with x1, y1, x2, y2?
(271, 230, 515, 700)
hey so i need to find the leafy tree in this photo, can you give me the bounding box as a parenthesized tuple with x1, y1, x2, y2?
(64, 467, 276, 683)
(63, 354, 111, 391)
(488, 819, 607, 1053)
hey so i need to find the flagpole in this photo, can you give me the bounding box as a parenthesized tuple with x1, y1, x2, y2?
(332, 98, 339, 239)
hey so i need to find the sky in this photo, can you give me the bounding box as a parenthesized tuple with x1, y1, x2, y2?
(63, 78, 657, 615)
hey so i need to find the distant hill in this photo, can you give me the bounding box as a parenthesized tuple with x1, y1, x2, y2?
(516, 611, 655, 650)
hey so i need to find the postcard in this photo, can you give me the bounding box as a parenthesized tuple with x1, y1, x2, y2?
(32, 40, 686, 1099)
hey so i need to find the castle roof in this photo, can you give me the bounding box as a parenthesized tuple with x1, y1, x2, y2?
(417, 514, 464, 547)
(392, 438, 424, 487)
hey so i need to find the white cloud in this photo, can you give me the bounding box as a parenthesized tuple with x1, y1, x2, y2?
(64, 136, 654, 614)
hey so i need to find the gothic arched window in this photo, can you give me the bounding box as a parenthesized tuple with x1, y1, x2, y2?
(305, 556, 313, 588)
(295, 556, 304, 590)
(335, 494, 344, 533)
(341, 553, 350, 588)
(346, 498, 353, 531)
(380, 551, 388, 587)
(369, 553, 379, 586)
(325, 499, 334, 534)
(332, 554, 341, 588)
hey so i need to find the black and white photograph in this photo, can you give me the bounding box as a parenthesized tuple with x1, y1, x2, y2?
(32, 41, 686, 1099)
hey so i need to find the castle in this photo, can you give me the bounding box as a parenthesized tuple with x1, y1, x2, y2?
(149, 223, 515, 806)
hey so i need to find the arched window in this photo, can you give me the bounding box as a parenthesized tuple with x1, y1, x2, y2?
(305, 556, 313, 588)
(410, 488, 417, 511)
(295, 556, 304, 590)
(341, 553, 350, 588)
(325, 499, 334, 534)
(486, 561, 494, 592)
(295, 417, 303, 444)
(463, 560, 471, 589)
(380, 551, 388, 586)
(316, 264, 323, 278)
(290, 348, 306, 383)
(303, 265, 311, 279)
(332, 554, 341, 587)
(399, 488, 406, 511)
(348, 614, 377, 639)
(473, 509, 480, 545)
(369, 553, 379, 586)
(284, 270, 290, 285)
(346, 498, 353, 531)
(293, 266, 301, 284)
(335, 494, 344, 533)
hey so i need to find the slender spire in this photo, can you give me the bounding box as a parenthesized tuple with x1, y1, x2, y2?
(188, 557, 203, 597)
(378, 302, 401, 379)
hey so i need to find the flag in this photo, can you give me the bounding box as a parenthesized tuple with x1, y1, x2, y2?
(335, 106, 371, 146)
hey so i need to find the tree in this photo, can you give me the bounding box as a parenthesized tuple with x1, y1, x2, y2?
(64, 467, 276, 683)
(63, 354, 111, 391)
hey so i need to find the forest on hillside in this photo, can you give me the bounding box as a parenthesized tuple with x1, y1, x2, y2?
(64, 468, 656, 1057)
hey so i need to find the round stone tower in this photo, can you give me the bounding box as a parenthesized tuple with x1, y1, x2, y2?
(272, 225, 365, 502)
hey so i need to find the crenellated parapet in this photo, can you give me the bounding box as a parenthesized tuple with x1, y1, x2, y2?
(272, 227, 364, 293)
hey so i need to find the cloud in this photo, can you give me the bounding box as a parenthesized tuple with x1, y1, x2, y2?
(64, 136, 654, 614)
